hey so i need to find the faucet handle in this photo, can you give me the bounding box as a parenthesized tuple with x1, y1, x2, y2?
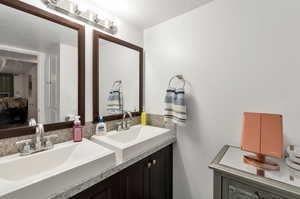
(16, 139, 33, 154)
(116, 121, 123, 131)
(44, 134, 58, 148)
(125, 120, 131, 128)
(16, 139, 32, 146)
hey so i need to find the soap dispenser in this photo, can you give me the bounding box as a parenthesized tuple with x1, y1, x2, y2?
(73, 115, 83, 142)
(96, 116, 107, 135)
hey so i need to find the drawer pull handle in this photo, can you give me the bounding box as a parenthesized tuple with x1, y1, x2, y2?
(229, 185, 262, 199)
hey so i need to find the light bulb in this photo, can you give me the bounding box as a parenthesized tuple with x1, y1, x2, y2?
(114, 18, 120, 27)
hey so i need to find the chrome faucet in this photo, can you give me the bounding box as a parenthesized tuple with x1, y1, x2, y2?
(16, 120, 58, 156)
(117, 111, 134, 131)
(34, 123, 45, 151)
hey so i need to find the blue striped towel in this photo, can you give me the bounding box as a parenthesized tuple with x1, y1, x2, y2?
(164, 87, 187, 126)
(107, 88, 123, 114)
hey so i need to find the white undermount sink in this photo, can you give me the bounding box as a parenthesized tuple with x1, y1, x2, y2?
(0, 138, 115, 199)
(91, 125, 174, 164)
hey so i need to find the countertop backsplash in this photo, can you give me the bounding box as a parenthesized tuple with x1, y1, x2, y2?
(0, 117, 142, 157)
(0, 115, 169, 157)
(146, 114, 166, 128)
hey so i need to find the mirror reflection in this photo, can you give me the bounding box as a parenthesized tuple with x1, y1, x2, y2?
(98, 39, 140, 117)
(0, 4, 78, 129)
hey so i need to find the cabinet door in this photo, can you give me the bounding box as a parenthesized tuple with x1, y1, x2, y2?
(120, 145, 173, 199)
(71, 174, 120, 199)
(120, 158, 148, 199)
(148, 145, 173, 199)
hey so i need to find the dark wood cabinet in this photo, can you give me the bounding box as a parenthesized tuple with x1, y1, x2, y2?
(121, 145, 173, 199)
(147, 145, 172, 199)
(72, 145, 173, 199)
(71, 174, 120, 199)
(120, 158, 147, 199)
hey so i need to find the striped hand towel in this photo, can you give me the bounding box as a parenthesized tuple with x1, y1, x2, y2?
(164, 87, 187, 126)
(107, 88, 123, 114)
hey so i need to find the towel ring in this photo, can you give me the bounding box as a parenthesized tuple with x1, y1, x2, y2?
(112, 80, 122, 89)
(168, 75, 185, 89)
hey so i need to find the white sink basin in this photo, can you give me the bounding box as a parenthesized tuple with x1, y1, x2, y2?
(0, 138, 115, 199)
(91, 125, 174, 164)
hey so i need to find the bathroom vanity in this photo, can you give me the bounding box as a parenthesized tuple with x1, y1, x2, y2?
(0, 125, 175, 199)
(210, 145, 300, 199)
(72, 144, 172, 199)
(70, 125, 174, 199)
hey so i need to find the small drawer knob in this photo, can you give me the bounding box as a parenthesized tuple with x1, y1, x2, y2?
(152, 159, 157, 165)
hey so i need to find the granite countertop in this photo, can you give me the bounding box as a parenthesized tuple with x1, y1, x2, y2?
(47, 136, 176, 199)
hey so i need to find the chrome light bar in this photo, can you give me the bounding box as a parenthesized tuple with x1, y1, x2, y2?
(43, 0, 118, 34)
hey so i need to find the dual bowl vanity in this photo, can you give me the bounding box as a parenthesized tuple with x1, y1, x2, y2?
(0, 125, 175, 199)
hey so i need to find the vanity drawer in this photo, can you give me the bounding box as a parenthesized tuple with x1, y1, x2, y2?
(227, 185, 259, 199)
(222, 178, 287, 199)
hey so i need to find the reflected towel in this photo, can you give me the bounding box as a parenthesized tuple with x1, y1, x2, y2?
(107, 88, 123, 114)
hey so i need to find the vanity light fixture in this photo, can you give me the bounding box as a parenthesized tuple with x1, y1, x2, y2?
(43, 0, 118, 34)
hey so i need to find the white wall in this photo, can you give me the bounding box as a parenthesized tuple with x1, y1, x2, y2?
(20, 0, 143, 122)
(144, 0, 300, 198)
(99, 40, 140, 116)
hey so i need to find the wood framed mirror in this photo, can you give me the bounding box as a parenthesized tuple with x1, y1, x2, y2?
(0, 0, 85, 139)
(93, 30, 143, 121)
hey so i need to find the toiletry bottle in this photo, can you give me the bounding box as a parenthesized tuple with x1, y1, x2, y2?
(73, 115, 83, 142)
(96, 116, 107, 135)
(141, 112, 147, 125)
